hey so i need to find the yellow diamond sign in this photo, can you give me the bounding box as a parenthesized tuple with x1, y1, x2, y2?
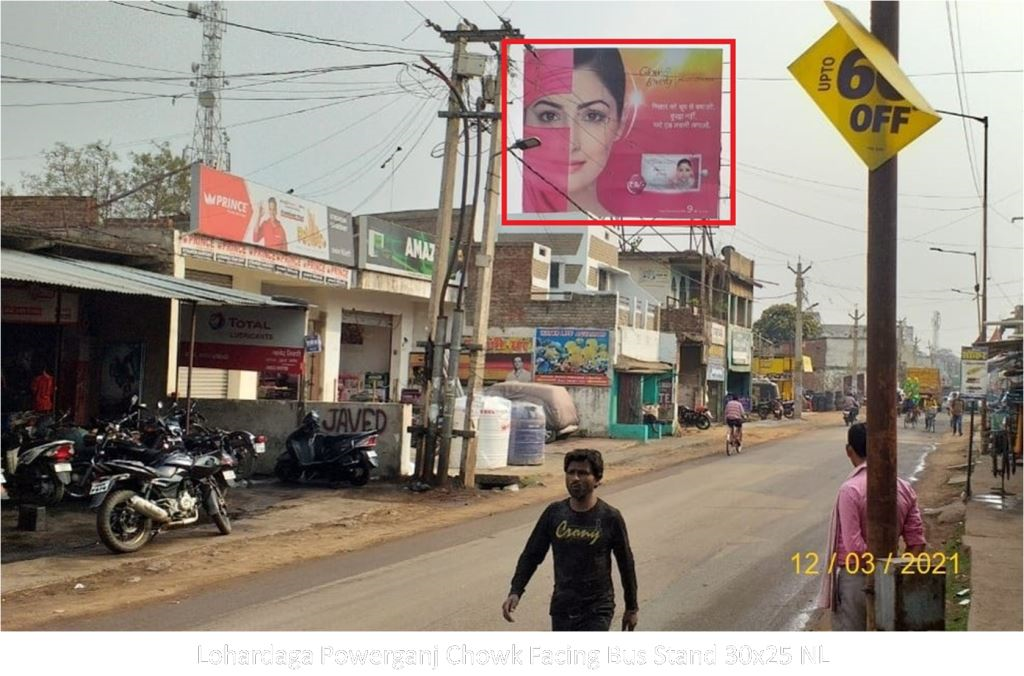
(788, 1, 941, 170)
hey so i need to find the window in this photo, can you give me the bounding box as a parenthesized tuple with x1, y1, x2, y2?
(598, 268, 610, 291)
(549, 262, 561, 289)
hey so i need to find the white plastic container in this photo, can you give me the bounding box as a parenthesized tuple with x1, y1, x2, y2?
(449, 396, 512, 473)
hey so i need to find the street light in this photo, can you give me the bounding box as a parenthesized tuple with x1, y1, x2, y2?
(929, 247, 982, 338)
(935, 109, 988, 334)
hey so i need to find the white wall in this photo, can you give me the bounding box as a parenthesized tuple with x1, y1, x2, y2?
(617, 326, 661, 362)
(565, 386, 610, 435)
(659, 332, 678, 365)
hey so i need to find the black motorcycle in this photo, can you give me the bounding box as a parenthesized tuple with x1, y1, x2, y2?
(755, 400, 784, 420)
(165, 400, 264, 481)
(89, 449, 236, 554)
(677, 405, 713, 430)
(781, 400, 796, 419)
(275, 411, 379, 486)
(843, 407, 860, 426)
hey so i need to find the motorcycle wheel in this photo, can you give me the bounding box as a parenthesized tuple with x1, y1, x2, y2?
(97, 490, 154, 554)
(28, 467, 65, 506)
(274, 455, 300, 483)
(783, 409, 794, 419)
(233, 448, 255, 481)
(696, 415, 711, 431)
(348, 458, 372, 487)
(758, 410, 768, 421)
(208, 486, 232, 535)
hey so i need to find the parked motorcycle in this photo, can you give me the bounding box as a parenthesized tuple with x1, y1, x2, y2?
(677, 405, 713, 430)
(89, 449, 236, 554)
(1, 413, 76, 505)
(755, 400, 784, 420)
(165, 400, 265, 480)
(275, 411, 379, 486)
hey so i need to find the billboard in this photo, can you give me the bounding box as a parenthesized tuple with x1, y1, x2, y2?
(190, 164, 355, 266)
(730, 327, 752, 368)
(408, 336, 534, 384)
(181, 234, 353, 288)
(179, 306, 307, 375)
(512, 43, 725, 223)
(960, 346, 988, 400)
(534, 328, 611, 387)
(356, 215, 437, 280)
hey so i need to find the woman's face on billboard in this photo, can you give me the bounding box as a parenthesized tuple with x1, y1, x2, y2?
(525, 68, 622, 196)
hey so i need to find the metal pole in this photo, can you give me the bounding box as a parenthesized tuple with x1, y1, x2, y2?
(460, 101, 504, 488)
(980, 117, 990, 456)
(789, 259, 809, 419)
(185, 301, 198, 431)
(850, 306, 864, 395)
(866, 0, 900, 633)
(966, 401, 976, 498)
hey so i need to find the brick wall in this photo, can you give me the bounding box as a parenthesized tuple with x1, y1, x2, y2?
(662, 306, 705, 339)
(589, 236, 618, 267)
(1, 196, 98, 232)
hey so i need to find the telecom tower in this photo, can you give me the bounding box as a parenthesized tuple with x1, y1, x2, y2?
(185, 1, 230, 170)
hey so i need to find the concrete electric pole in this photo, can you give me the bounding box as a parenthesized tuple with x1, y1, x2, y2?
(850, 306, 864, 395)
(413, 21, 522, 487)
(788, 258, 811, 419)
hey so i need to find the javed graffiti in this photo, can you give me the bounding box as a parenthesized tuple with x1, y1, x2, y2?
(320, 406, 388, 433)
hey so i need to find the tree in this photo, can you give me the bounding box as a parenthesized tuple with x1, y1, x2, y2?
(121, 143, 191, 218)
(21, 141, 125, 210)
(18, 140, 190, 218)
(753, 303, 822, 345)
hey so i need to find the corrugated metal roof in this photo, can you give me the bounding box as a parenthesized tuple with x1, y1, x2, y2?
(0, 249, 301, 307)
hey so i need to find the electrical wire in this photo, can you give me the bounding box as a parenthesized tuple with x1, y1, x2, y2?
(945, 1, 982, 198)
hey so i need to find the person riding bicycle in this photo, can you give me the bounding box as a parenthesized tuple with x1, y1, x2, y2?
(724, 394, 745, 451)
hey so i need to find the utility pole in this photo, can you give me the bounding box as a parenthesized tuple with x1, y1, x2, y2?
(459, 77, 503, 488)
(897, 318, 906, 384)
(413, 21, 522, 486)
(788, 258, 811, 419)
(850, 306, 864, 395)
(865, 0, 900, 632)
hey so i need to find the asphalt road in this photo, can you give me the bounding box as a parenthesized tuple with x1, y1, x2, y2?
(43, 420, 940, 631)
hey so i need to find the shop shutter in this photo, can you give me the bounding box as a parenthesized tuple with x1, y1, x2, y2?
(176, 367, 229, 399)
(184, 269, 234, 288)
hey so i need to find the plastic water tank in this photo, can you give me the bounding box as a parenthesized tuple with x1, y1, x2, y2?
(449, 396, 512, 473)
(508, 401, 546, 466)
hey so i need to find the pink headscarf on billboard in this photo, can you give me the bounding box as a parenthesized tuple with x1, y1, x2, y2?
(522, 49, 573, 213)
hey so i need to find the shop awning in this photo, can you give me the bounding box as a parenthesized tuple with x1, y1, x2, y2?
(615, 355, 674, 374)
(1, 249, 302, 307)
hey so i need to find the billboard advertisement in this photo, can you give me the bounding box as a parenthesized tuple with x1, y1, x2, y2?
(730, 327, 752, 368)
(356, 215, 437, 280)
(180, 234, 353, 287)
(408, 336, 534, 384)
(534, 328, 611, 387)
(190, 164, 355, 267)
(512, 43, 725, 223)
(960, 346, 988, 400)
(179, 306, 307, 374)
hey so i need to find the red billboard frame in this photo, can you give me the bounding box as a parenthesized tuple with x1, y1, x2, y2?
(500, 37, 736, 227)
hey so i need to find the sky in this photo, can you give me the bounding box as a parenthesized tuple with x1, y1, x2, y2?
(2, 0, 1021, 354)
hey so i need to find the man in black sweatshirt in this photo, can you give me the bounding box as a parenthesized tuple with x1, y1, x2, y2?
(501, 448, 639, 631)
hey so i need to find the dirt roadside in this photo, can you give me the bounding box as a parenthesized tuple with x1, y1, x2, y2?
(1, 414, 838, 630)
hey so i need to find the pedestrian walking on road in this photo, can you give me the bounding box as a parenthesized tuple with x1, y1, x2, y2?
(501, 448, 639, 631)
(816, 423, 926, 630)
(950, 395, 964, 436)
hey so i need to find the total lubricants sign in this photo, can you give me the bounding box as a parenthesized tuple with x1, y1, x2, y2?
(179, 307, 307, 374)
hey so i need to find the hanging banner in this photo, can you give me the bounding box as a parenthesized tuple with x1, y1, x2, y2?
(788, 1, 941, 169)
(179, 306, 307, 374)
(1, 286, 79, 324)
(190, 164, 355, 266)
(515, 44, 724, 222)
(534, 328, 611, 387)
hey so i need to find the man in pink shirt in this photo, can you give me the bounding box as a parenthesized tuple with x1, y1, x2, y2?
(723, 394, 745, 451)
(818, 422, 926, 630)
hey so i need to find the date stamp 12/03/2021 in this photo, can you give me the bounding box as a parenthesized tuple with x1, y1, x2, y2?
(791, 552, 958, 576)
